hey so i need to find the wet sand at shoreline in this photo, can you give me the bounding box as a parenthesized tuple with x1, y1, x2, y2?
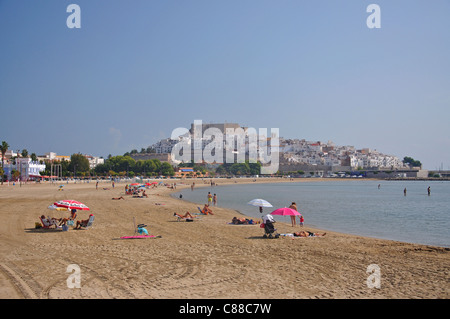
(0, 178, 448, 299)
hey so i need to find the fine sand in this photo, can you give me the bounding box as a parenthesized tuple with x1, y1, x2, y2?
(0, 178, 448, 299)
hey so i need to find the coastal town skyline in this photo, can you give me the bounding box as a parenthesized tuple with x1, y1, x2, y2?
(1, 1, 449, 170)
(0, 121, 427, 177)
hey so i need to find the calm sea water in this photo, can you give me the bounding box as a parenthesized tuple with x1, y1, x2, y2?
(174, 180, 450, 248)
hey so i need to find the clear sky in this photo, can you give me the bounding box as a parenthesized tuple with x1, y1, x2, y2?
(0, 0, 449, 170)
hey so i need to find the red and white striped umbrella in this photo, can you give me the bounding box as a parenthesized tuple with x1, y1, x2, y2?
(53, 200, 90, 211)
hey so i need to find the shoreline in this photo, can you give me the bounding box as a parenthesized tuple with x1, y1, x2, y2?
(0, 179, 448, 299)
(170, 178, 449, 249)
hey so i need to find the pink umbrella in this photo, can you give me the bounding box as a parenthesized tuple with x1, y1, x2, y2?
(53, 200, 90, 211)
(270, 207, 301, 216)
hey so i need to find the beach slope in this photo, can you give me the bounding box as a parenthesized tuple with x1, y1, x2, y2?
(0, 180, 448, 299)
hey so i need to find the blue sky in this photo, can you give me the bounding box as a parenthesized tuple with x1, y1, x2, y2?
(0, 0, 449, 169)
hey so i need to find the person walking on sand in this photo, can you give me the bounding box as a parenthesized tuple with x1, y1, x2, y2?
(289, 202, 298, 227)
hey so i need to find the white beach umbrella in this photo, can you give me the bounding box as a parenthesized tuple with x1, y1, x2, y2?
(247, 199, 273, 208)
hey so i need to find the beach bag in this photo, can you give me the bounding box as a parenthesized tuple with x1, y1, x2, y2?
(67, 220, 74, 226)
(260, 223, 265, 228)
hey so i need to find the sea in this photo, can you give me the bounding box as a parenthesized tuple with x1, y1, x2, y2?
(173, 179, 450, 248)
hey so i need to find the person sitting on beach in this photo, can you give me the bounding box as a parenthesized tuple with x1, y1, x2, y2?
(137, 224, 149, 235)
(112, 196, 125, 200)
(142, 190, 148, 198)
(231, 217, 245, 224)
(201, 204, 214, 215)
(58, 209, 77, 226)
(174, 212, 195, 219)
(74, 215, 93, 229)
(41, 215, 60, 227)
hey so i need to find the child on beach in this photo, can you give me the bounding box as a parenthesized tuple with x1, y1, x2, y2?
(299, 215, 304, 227)
(207, 192, 212, 204)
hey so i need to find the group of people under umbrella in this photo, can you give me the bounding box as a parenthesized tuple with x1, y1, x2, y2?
(247, 198, 303, 226)
(42, 199, 94, 230)
(247, 198, 324, 238)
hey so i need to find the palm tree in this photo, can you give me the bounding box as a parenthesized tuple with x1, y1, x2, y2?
(0, 141, 9, 185)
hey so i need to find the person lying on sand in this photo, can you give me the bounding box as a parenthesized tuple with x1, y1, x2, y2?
(231, 217, 257, 225)
(174, 212, 195, 219)
(294, 231, 326, 237)
(112, 196, 125, 200)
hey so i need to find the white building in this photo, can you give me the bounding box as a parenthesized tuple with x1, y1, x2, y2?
(3, 157, 46, 181)
(84, 155, 105, 169)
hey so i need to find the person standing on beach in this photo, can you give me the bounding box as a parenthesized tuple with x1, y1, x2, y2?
(299, 215, 304, 227)
(289, 202, 298, 227)
(213, 193, 217, 206)
(427, 186, 431, 196)
(207, 192, 212, 204)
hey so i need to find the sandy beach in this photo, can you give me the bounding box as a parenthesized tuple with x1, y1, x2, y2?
(0, 178, 448, 299)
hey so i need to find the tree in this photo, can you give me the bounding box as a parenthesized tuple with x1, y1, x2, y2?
(230, 163, 250, 175)
(11, 169, 20, 181)
(143, 160, 156, 175)
(160, 162, 174, 176)
(68, 154, 90, 176)
(0, 141, 9, 168)
(403, 156, 422, 168)
(249, 162, 261, 175)
(21, 149, 29, 158)
(0, 141, 9, 185)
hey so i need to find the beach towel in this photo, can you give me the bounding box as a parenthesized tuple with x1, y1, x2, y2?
(120, 235, 161, 239)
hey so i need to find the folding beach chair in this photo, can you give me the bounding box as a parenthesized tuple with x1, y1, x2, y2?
(77, 215, 95, 230)
(84, 215, 95, 229)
